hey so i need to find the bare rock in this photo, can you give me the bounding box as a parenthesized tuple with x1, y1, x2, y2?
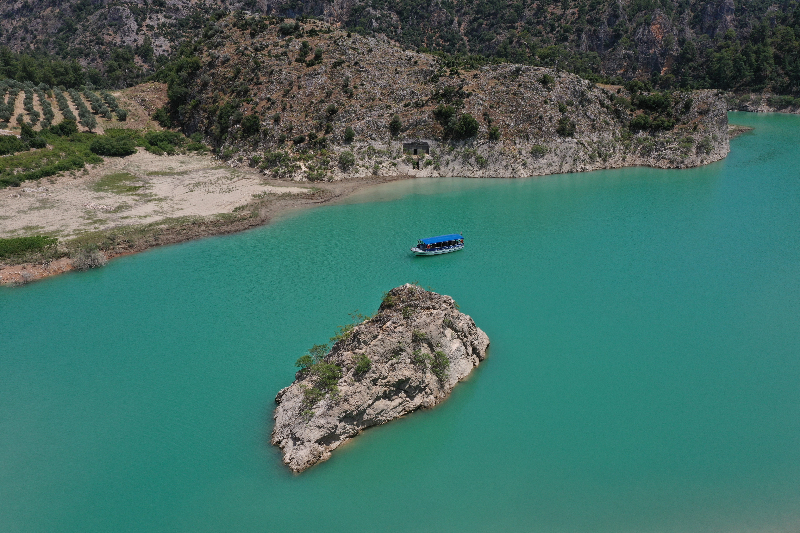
(271, 283, 490, 473)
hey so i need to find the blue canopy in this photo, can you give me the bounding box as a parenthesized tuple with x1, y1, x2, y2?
(419, 234, 463, 245)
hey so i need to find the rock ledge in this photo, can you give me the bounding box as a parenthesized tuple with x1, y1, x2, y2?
(271, 284, 490, 473)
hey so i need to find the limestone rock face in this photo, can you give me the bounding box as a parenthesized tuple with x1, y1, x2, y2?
(271, 284, 490, 473)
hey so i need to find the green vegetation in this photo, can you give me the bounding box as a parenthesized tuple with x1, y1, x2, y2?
(294, 343, 343, 407)
(90, 136, 137, 157)
(344, 126, 355, 143)
(0, 48, 101, 89)
(381, 291, 397, 308)
(143, 131, 187, 155)
(408, 348, 450, 381)
(430, 350, 450, 382)
(0, 135, 26, 155)
(49, 120, 78, 137)
(530, 144, 547, 158)
(0, 111, 206, 188)
(0, 121, 115, 187)
(91, 172, 142, 194)
(0, 235, 57, 259)
(68, 88, 96, 131)
(338, 151, 355, 170)
(354, 353, 371, 374)
(389, 114, 402, 136)
(241, 114, 261, 137)
(556, 116, 576, 137)
(411, 349, 428, 366)
(343, 0, 800, 95)
(52, 88, 77, 122)
(432, 105, 480, 140)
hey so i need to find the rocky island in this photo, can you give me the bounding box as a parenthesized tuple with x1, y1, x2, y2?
(271, 284, 490, 473)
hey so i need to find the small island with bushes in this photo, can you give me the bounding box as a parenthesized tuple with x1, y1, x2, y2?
(271, 283, 490, 473)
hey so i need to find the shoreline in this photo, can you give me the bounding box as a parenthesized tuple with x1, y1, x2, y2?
(0, 121, 752, 287)
(0, 173, 411, 286)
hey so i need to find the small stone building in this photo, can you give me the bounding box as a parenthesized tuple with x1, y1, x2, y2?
(402, 141, 430, 156)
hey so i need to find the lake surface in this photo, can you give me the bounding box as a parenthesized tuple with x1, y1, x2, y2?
(2, 112, 799, 533)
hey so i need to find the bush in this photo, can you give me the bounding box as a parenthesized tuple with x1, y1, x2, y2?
(152, 107, 172, 128)
(279, 21, 300, 36)
(50, 119, 79, 136)
(344, 126, 355, 143)
(354, 353, 371, 374)
(389, 114, 402, 136)
(70, 246, 107, 270)
(19, 122, 46, 148)
(292, 134, 306, 145)
(90, 136, 137, 157)
(633, 92, 672, 113)
(431, 350, 450, 382)
(433, 106, 479, 140)
(629, 113, 651, 131)
(540, 74, 554, 87)
(144, 131, 184, 155)
(338, 150, 355, 170)
(450, 113, 480, 140)
(116, 108, 128, 121)
(0, 235, 57, 258)
(530, 144, 547, 158)
(241, 114, 260, 136)
(556, 116, 576, 137)
(28, 137, 46, 149)
(432, 104, 456, 127)
(488, 126, 501, 141)
(0, 135, 28, 155)
(19, 122, 36, 143)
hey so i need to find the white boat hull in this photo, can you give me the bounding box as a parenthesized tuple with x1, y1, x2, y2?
(411, 244, 464, 256)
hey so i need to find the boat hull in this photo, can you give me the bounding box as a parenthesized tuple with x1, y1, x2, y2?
(411, 244, 464, 256)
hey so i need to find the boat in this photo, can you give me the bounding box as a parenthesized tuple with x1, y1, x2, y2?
(411, 234, 464, 256)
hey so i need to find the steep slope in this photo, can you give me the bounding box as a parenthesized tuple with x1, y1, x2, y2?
(157, 15, 728, 180)
(3, 0, 799, 93)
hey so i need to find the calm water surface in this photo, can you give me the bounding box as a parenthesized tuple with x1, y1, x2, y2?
(2, 112, 799, 532)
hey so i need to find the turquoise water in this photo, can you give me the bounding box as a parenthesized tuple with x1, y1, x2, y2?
(2, 112, 800, 532)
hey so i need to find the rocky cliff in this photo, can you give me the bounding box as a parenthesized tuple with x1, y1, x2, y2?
(162, 17, 728, 181)
(3, 1, 800, 95)
(271, 284, 490, 473)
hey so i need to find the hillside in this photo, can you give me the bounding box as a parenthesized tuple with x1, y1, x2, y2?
(155, 15, 728, 181)
(2, 0, 800, 95)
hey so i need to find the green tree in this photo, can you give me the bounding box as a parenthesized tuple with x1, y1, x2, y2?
(388, 114, 402, 136)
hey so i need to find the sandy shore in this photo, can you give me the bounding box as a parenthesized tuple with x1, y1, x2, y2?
(0, 150, 408, 285)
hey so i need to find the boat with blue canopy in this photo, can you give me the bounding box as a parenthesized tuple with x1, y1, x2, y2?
(411, 234, 464, 256)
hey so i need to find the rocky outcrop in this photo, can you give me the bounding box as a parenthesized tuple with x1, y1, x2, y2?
(172, 18, 729, 181)
(271, 284, 490, 473)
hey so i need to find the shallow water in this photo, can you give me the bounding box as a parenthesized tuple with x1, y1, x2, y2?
(2, 112, 799, 533)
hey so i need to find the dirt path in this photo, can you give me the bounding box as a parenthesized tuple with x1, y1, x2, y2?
(11, 89, 24, 129)
(31, 90, 45, 130)
(48, 92, 65, 126)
